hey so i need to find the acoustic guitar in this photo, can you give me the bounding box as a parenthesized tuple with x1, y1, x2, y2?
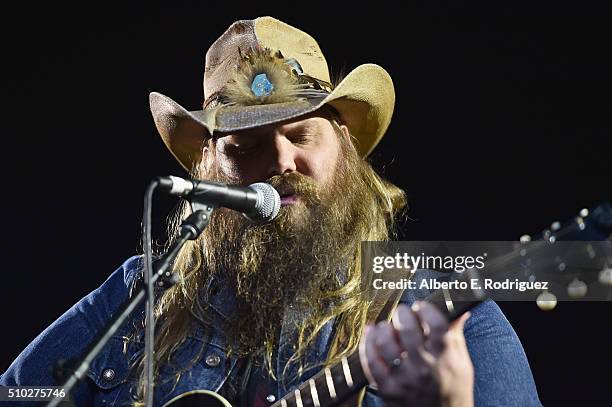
(162, 202, 612, 407)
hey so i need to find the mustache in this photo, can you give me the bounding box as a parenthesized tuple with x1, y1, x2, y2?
(266, 172, 322, 205)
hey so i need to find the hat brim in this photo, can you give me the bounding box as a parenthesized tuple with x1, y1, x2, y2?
(149, 64, 394, 171)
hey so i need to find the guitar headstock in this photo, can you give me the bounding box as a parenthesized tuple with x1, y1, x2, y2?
(515, 202, 612, 310)
(361, 202, 612, 315)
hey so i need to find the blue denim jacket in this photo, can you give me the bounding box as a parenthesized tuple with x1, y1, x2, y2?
(1, 256, 542, 406)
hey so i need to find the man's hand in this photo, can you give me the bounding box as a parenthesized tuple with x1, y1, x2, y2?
(359, 302, 474, 407)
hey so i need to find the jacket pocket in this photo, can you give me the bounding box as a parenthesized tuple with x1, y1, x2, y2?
(87, 335, 133, 390)
(154, 327, 238, 403)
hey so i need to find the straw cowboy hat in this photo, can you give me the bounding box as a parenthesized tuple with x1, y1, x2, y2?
(149, 16, 395, 171)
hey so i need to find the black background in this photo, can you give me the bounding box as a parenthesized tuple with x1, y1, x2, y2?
(2, 1, 611, 405)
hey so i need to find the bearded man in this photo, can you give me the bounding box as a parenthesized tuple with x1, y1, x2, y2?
(0, 17, 542, 407)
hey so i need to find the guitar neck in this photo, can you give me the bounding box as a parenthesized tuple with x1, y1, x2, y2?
(270, 352, 366, 407)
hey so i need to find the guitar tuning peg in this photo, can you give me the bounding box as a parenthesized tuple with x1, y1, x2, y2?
(598, 265, 612, 286)
(543, 229, 556, 243)
(551, 221, 561, 231)
(536, 290, 557, 311)
(586, 244, 596, 259)
(554, 256, 565, 271)
(567, 278, 587, 299)
(579, 208, 589, 217)
(575, 216, 586, 231)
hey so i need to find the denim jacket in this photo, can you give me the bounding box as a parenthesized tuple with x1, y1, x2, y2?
(1, 256, 542, 406)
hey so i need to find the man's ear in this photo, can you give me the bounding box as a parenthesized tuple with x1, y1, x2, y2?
(198, 140, 214, 173)
(337, 123, 351, 143)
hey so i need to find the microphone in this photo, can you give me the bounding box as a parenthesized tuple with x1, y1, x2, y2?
(156, 175, 281, 223)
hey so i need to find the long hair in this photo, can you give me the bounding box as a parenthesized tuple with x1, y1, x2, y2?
(130, 115, 407, 404)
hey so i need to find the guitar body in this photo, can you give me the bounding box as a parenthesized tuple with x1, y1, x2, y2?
(162, 390, 232, 407)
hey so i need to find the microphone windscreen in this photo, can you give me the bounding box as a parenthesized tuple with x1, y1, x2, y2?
(246, 182, 281, 223)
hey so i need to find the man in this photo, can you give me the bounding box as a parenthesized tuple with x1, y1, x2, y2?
(1, 17, 541, 406)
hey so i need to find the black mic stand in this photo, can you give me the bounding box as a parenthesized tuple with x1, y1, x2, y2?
(48, 203, 214, 407)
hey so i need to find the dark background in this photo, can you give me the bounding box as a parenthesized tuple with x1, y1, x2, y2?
(2, 1, 611, 405)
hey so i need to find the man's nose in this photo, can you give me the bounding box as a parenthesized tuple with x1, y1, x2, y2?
(266, 134, 297, 177)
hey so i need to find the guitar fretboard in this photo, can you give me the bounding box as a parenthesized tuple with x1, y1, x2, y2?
(270, 352, 366, 407)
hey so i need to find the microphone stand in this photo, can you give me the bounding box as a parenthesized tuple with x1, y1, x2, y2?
(48, 203, 214, 407)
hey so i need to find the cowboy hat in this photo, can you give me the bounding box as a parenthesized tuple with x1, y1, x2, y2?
(149, 16, 395, 171)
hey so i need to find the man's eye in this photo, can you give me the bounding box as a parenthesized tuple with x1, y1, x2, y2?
(291, 135, 312, 145)
(226, 143, 258, 155)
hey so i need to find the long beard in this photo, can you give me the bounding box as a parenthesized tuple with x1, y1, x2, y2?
(199, 144, 374, 357)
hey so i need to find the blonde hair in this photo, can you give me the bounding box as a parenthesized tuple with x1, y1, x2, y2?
(130, 114, 407, 404)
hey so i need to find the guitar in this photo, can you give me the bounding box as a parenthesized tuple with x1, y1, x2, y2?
(162, 202, 612, 407)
